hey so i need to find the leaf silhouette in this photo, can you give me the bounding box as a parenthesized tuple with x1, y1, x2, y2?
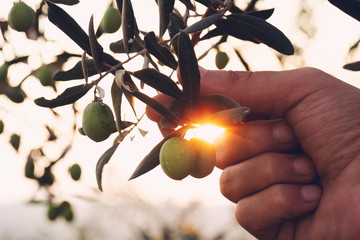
(328, 0, 360, 21)
(226, 14, 294, 55)
(34, 84, 92, 108)
(122, 0, 135, 54)
(96, 143, 120, 191)
(133, 68, 183, 98)
(177, 31, 200, 112)
(168, 12, 186, 39)
(158, 0, 175, 38)
(54, 59, 110, 81)
(343, 61, 360, 71)
(88, 15, 104, 74)
(144, 31, 177, 70)
(111, 80, 123, 133)
(183, 12, 224, 34)
(179, 0, 195, 11)
(110, 39, 143, 53)
(47, 0, 79, 5)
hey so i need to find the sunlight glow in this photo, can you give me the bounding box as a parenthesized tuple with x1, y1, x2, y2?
(184, 124, 225, 143)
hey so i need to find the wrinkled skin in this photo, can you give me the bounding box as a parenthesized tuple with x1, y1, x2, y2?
(146, 67, 360, 240)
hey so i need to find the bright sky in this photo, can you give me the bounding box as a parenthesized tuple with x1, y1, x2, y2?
(0, 0, 359, 210)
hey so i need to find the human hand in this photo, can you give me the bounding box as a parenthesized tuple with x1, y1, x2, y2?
(146, 67, 360, 239)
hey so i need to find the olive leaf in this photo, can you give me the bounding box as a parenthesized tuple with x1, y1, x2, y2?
(88, 15, 104, 74)
(328, 0, 360, 21)
(177, 31, 200, 112)
(343, 61, 360, 71)
(158, 0, 175, 38)
(47, 0, 79, 5)
(96, 143, 120, 191)
(133, 68, 183, 98)
(46, 1, 92, 55)
(183, 12, 224, 34)
(122, 0, 136, 54)
(144, 31, 177, 70)
(116, 0, 123, 14)
(247, 8, 275, 20)
(110, 39, 143, 53)
(168, 12, 186, 39)
(111, 80, 123, 133)
(179, 0, 195, 11)
(34, 84, 92, 108)
(128, 89, 183, 126)
(129, 127, 187, 180)
(226, 14, 294, 55)
(54, 59, 110, 81)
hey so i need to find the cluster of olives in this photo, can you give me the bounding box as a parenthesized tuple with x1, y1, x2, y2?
(159, 137, 216, 180)
(47, 201, 73, 222)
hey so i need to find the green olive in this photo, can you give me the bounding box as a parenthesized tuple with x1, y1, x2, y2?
(159, 137, 195, 180)
(37, 65, 54, 87)
(24, 159, 35, 179)
(100, 6, 121, 33)
(69, 163, 81, 181)
(189, 138, 216, 178)
(215, 51, 229, 70)
(47, 204, 59, 221)
(6, 86, 26, 103)
(8, 2, 34, 32)
(82, 102, 115, 142)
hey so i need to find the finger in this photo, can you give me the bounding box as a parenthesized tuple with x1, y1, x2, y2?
(145, 94, 173, 122)
(234, 184, 322, 239)
(214, 119, 297, 169)
(220, 153, 317, 203)
(199, 67, 336, 116)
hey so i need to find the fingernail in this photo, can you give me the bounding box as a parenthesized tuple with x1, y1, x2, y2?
(273, 121, 295, 144)
(301, 185, 321, 202)
(293, 158, 313, 176)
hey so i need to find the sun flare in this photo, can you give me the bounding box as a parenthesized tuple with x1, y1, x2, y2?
(185, 124, 225, 143)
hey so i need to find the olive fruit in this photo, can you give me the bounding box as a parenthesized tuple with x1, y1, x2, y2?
(82, 101, 115, 142)
(6, 86, 26, 103)
(37, 65, 54, 86)
(189, 138, 216, 178)
(99, 6, 121, 34)
(59, 201, 73, 222)
(47, 203, 59, 221)
(69, 163, 81, 181)
(159, 137, 195, 180)
(10, 133, 20, 151)
(8, 2, 34, 32)
(0, 120, 4, 134)
(24, 158, 35, 179)
(0, 63, 9, 82)
(215, 51, 229, 70)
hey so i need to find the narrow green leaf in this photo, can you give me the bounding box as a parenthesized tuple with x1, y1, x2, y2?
(183, 12, 224, 34)
(88, 15, 104, 74)
(158, 0, 175, 38)
(328, 0, 360, 21)
(47, 0, 79, 5)
(96, 143, 120, 191)
(46, 1, 91, 54)
(144, 31, 177, 70)
(177, 31, 200, 112)
(110, 39, 143, 53)
(179, 0, 195, 11)
(129, 127, 187, 180)
(34, 84, 92, 108)
(133, 68, 183, 98)
(130, 90, 183, 126)
(54, 59, 110, 81)
(111, 80, 123, 133)
(168, 12, 186, 39)
(343, 61, 360, 71)
(227, 14, 294, 55)
(122, 0, 135, 54)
